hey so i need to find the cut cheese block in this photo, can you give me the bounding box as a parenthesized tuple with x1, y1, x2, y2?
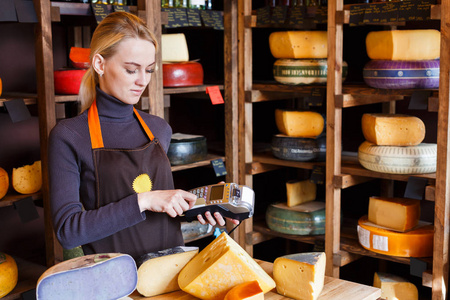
(0, 167, 8, 199)
(178, 232, 276, 300)
(0, 253, 18, 298)
(271, 135, 326, 162)
(363, 59, 440, 89)
(224, 281, 264, 300)
(36, 253, 137, 300)
(273, 252, 326, 300)
(373, 272, 418, 300)
(366, 29, 440, 60)
(358, 141, 436, 174)
(12, 160, 42, 194)
(286, 180, 317, 207)
(161, 33, 189, 62)
(368, 197, 420, 232)
(163, 61, 204, 87)
(357, 215, 433, 257)
(273, 59, 347, 85)
(269, 31, 327, 59)
(266, 202, 326, 235)
(361, 113, 425, 146)
(275, 109, 324, 138)
(69, 47, 91, 69)
(136, 246, 199, 297)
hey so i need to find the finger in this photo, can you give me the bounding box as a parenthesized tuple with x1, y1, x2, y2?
(178, 197, 190, 212)
(213, 212, 226, 227)
(197, 214, 206, 225)
(165, 207, 177, 218)
(204, 211, 216, 226)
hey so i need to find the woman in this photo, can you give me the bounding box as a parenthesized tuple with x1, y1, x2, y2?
(49, 12, 236, 259)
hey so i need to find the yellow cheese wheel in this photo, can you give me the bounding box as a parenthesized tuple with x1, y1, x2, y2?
(0, 167, 9, 199)
(362, 113, 425, 146)
(366, 29, 440, 60)
(12, 161, 42, 194)
(275, 110, 324, 138)
(0, 253, 18, 298)
(224, 281, 264, 300)
(269, 31, 327, 59)
(357, 215, 433, 257)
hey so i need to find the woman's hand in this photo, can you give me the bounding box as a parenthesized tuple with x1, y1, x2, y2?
(197, 212, 240, 227)
(137, 189, 196, 218)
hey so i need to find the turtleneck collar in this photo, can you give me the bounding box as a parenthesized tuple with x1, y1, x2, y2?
(95, 86, 135, 121)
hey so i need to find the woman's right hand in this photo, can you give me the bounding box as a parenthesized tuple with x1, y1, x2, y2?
(137, 189, 197, 218)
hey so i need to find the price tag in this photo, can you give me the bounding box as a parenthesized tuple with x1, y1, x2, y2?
(408, 91, 431, 110)
(113, 5, 130, 12)
(15, 0, 37, 23)
(164, 8, 188, 28)
(13, 196, 39, 223)
(187, 8, 202, 27)
(0, 0, 17, 22)
(404, 177, 427, 200)
(91, 3, 109, 24)
(256, 6, 271, 26)
(310, 165, 325, 185)
(206, 86, 224, 105)
(288, 6, 306, 26)
(4, 98, 31, 123)
(211, 158, 227, 177)
(410, 257, 428, 278)
(349, 4, 365, 26)
(271, 6, 287, 25)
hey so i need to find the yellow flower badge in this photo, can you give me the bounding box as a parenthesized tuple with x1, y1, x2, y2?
(132, 174, 153, 194)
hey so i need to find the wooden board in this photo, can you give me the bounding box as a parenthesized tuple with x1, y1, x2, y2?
(129, 260, 381, 300)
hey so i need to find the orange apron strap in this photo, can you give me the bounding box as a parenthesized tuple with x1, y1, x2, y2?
(87, 100, 105, 149)
(133, 108, 155, 141)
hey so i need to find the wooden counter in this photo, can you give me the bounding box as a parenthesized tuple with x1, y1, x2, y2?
(130, 260, 381, 300)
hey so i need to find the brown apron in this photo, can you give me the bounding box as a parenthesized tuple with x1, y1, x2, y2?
(83, 100, 183, 259)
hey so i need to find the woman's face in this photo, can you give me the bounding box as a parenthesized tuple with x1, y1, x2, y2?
(96, 37, 156, 105)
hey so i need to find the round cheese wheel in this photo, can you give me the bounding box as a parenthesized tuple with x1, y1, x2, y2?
(54, 69, 87, 95)
(357, 215, 433, 257)
(0, 253, 18, 298)
(269, 31, 328, 59)
(162, 61, 204, 87)
(0, 167, 8, 199)
(266, 202, 326, 235)
(363, 59, 439, 89)
(12, 160, 42, 194)
(358, 141, 436, 174)
(167, 135, 207, 166)
(273, 59, 348, 85)
(271, 134, 325, 162)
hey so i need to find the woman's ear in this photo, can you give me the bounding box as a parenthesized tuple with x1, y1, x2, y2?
(92, 53, 105, 77)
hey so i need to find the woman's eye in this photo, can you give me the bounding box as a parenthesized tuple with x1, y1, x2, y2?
(126, 69, 137, 74)
(146, 69, 155, 74)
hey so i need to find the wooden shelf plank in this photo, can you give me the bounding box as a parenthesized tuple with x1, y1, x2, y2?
(334, 174, 374, 189)
(170, 154, 225, 172)
(251, 152, 325, 171)
(163, 84, 224, 95)
(0, 192, 42, 208)
(0, 94, 38, 107)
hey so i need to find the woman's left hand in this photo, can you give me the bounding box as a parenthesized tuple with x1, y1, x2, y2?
(197, 211, 240, 227)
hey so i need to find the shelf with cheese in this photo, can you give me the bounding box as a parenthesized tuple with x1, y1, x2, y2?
(0, 192, 42, 209)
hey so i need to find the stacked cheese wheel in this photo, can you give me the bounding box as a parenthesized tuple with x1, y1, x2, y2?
(269, 31, 347, 85)
(161, 33, 203, 87)
(363, 30, 440, 89)
(357, 196, 433, 257)
(358, 113, 436, 174)
(54, 47, 89, 95)
(271, 109, 325, 161)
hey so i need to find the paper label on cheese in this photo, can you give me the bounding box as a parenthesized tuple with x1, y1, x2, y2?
(372, 235, 389, 252)
(357, 225, 370, 249)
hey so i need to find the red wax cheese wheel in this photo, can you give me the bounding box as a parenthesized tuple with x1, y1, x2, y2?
(163, 62, 204, 87)
(0, 77, 2, 97)
(224, 281, 264, 300)
(54, 69, 87, 95)
(69, 47, 91, 69)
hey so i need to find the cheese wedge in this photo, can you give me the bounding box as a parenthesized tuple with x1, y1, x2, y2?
(366, 29, 440, 60)
(269, 31, 327, 59)
(275, 110, 324, 138)
(362, 113, 425, 146)
(368, 197, 420, 232)
(373, 272, 418, 300)
(224, 281, 264, 300)
(273, 252, 326, 300)
(161, 33, 189, 62)
(136, 246, 199, 297)
(178, 232, 276, 300)
(286, 180, 317, 207)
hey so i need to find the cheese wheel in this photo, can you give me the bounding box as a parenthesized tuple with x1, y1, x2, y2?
(54, 69, 87, 95)
(0, 167, 8, 199)
(271, 135, 325, 162)
(373, 272, 418, 300)
(0, 253, 18, 298)
(178, 232, 276, 300)
(286, 180, 317, 207)
(275, 110, 324, 138)
(136, 246, 199, 297)
(0, 77, 2, 97)
(224, 281, 264, 300)
(358, 141, 436, 174)
(365, 29, 440, 60)
(69, 47, 90, 69)
(161, 33, 189, 62)
(269, 31, 327, 59)
(368, 197, 420, 232)
(273, 59, 347, 85)
(361, 113, 426, 146)
(266, 202, 326, 235)
(37, 254, 137, 300)
(12, 160, 42, 194)
(363, 59, 440, 89)
(357, 215, 433, 257)
(273, 252, 326, 300)
(163, 61, 204, 87)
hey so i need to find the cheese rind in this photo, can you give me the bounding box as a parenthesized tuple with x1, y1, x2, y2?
(178, 232, 276, 300)
(373, 272, 418, 300)
(366, 29, 440, 60)
(362, 113, 425, 146)
(224, 281, 264, 300)
(273, 252, 326, 300)
(161, 33, 189, 62)
(275, 110, 324, 138)
(269, 31, 327, 59)
(368, 197, 420, 232)
(136, 246, 199, 297)
(286, 180, 317, 207)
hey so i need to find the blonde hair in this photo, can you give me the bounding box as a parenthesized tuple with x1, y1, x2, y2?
(78, 11, 158, 112)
